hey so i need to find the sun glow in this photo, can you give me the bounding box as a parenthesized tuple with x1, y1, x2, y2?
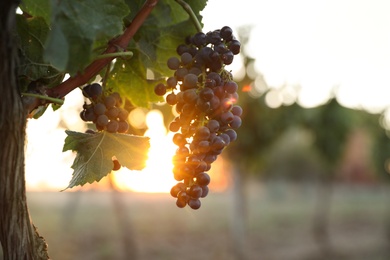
(25, 92, 230, 193)
(113, 109, 178, 193)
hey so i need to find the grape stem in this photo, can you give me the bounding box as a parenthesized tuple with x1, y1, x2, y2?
(26, 0, 159, 113)
(174, 0, 202, 33)
(21, 92, 64, 105)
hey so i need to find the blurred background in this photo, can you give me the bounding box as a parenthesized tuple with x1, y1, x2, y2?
(7, 0, 390, 259)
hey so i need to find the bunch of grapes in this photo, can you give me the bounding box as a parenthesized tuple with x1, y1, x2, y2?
(80, 82, 130, 134)
(80, 82, 130, 171)
(154, 26, 243, 209)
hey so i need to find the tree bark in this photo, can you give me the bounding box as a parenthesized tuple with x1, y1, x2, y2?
(0, 1, 49, 259)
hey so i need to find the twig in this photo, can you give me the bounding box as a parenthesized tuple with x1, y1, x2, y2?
(22, 92, 64, 105)
(174, 0, 202, 32)
(95, 51, 133, 60)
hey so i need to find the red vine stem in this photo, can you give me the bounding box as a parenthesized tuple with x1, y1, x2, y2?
(41, 0, 159, 110)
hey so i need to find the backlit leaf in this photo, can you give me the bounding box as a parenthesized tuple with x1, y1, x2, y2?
(63, 130, 150, 189)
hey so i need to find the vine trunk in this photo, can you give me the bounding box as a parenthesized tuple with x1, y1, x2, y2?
(0, 1, 49, 259)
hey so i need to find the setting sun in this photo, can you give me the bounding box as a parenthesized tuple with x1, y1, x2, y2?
(25, 95, 181, 193)
(113, 109, 178, 193)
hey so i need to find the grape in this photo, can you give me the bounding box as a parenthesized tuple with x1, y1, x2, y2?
(80, 110, 87, 121)
(166, 93, 177, 105)
(207, 119, 220, 133)
(176, 44, 189, 55)
(211, 136, 226, 150)
(176, 198, 187, 208)
(224, 81, 238, 94)
(177, 191, 189, 202)
(106, 107, 119, 119)
(83, 83, 102, 99)
(169, 120, 181, 132)
(183, 73, 198, 89)
(180, 52, 193, 65)
(231, 105, 243, 117)
(222, 51, 234, 65)
(201, 186, 209, 198)
(173, 133, 187, 146)
(107, 120, 119, 133)
(225, 129, 237, 142)
(167, 57, 180, 70)
(93, 103, 106, 115)
(199, 87, 214, 101)
(196, 172, 211, 186)
(188, 199, 201, 210)
(104, 95, 116, 108)
(229, 40, 241, 55)
(189, 185, 203, 199)
(117, 121, 129, 133)
(97, 114, 109, 127)
(110, 92, 122, 106)
(166, 77, 177, 88)
(214, 43, 227, 54)
(174, 68, 188, 80)
(220, 111, 234, 124)
(220, 26, 233, 41)
(207, 72, 222, 86)
(195, 126, 210, 140)
(170, 183, 186, 198)
(195, 99, 210, 112)
(162, 26, 242, 209)
(192, 32, 207, 47)
(118, 108, 129, 121)
(112, 159, 121, 171)
(221, 98, 233, 111)
(154, 83, 166, 96)
(183, 89, 198, 104)
(197, 140, 210, 153)
(229, 115, 242, 129)
(85, 129, 96, 134)
(189, 67, 202, 76)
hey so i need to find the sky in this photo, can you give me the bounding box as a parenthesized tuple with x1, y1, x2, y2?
(201, 0, 390, 112)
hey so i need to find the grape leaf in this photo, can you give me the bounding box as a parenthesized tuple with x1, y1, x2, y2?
(106, 54, 164, 108)
(19, 0, 51, 25)
(15, 15, 64, 91)
(44, 0, 130, 75)
(63, 130, 150, 189)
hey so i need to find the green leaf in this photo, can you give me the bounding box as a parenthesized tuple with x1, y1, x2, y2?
(63, 130, 150, 189)
(19, 0, 51, 24)
(106, 55, 164, 108)
(107, 0, 207, 107)
(44, 0, 130, 75)
(15, 15, 63, 90)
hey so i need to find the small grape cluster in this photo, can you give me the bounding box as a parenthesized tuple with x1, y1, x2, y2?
(80, 83, 130, 134)
(154, 26, 243, 209)
(80, 82, 130, 171)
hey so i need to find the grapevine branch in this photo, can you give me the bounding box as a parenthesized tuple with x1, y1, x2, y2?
(26, 0, 159, 113)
